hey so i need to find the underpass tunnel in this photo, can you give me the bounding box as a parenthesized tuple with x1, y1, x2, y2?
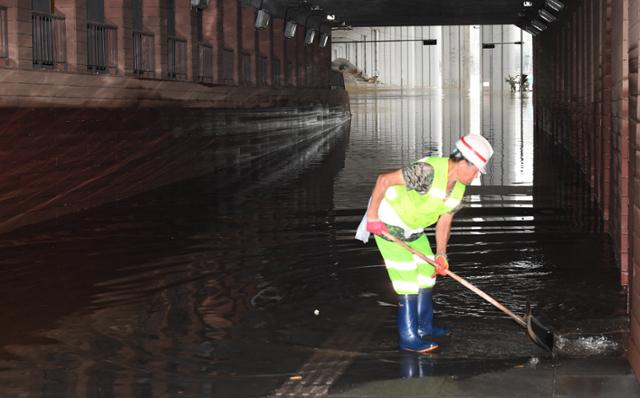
(1, 0, 640, 395)
(323, 0, 640, 384)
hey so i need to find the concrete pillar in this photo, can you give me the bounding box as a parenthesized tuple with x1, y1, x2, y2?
(56, 0, 86, 72)
(628, 0, 640, 380)
(319, 41, 330, 88)
(272, 19, 283, 86)
(142, 0, 166, 78)
(213, 0, 222, 83)
(240, 4, 255, 85)
(594, 0, 604, 219)
(202, 1, 217, 82)
(257, 12, 270, 86)
(174, 0, 192, 80)
(221, 0, 239, 84)
(308, 30, 315, 87)
(303, 33, 312, 87)
(296, 24, 304, 87)
(577, 6, 584, 204)
(587, 0, 596, 203)
(603, 0, 613, 228)
(104, 0, 131, 75)
(284, 27, 295, 86)
(315, 42, 322, 88)
(2, 0, 31, 69)
(189, 8, 199, 80)
(611, 0, 630, 284)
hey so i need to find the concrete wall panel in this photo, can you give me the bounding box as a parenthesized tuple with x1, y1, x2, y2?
(535, 0, 640, 381)
(222, 0, 239, 83)
(0, 0, 346, 235)
(628, 0, 640, 381)
(272, 18, 284, 85)
(104, 0, 130, 76)
(174, 0, 192, 80)
(143, 0, 166, 78)
(202, 2, 217, 82)
(240, 4, 255, 85)
(0, 67, 350, 235)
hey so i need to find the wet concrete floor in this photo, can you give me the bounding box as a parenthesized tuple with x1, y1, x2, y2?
(0, 90, 637, 397)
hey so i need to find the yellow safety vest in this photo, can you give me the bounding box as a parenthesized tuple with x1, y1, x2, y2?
(385, 157, 466, 229)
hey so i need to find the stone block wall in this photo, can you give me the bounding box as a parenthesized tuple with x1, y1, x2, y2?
(0, 64, 350, 233)
(533, 0, 640, 381)
(0, 0, 334, 88)
(612, 0, 630, 285)
(628, 0, 640, 381)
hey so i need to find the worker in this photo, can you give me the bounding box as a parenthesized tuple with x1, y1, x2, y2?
(355, 134, 494, 353)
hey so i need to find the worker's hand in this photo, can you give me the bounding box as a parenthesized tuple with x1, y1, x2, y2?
(366, 219, 388, 235)
(434, 254, 449, 276)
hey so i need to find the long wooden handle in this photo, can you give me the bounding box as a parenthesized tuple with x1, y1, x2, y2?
(381, 231, 526, 328)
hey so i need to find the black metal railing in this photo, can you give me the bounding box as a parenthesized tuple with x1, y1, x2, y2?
(0, 7, 8, 60)
(167, 36, 187, 80)
(221, 48, 234, 84)
(33, 12, 67, 68)
(87, 21, 117, 73)
(133, 31, 154, 78)
(240, 52, 252, 85)
(257, 56, 267, 86)
(272, 59, 280, 86)
(197, 42, 213, 83)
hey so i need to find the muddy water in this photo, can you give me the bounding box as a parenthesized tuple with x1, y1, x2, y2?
(0, 91, 627, 397)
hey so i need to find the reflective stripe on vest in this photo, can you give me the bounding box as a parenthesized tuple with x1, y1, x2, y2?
(384, 157, 466, 229)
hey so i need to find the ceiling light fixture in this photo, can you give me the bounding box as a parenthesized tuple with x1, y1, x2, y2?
(304, 14, 318, 45)
(305, 28, 317, 45)
(285, 20, 297, 38)
(190, 0, 209, 9)
(319, 32, 330, 48)
(255, 1, 270, 29)
(531, 19, 547, 31)
(545, 0, 565, 12)
(538, 8, 556, 22)
(283, 8, 298, 39)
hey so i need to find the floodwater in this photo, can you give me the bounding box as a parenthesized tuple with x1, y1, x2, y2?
(0, 90, 629, 397)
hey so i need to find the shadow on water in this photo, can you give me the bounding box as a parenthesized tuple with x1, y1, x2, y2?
(0, 114, 358, 396)
(0, 90, 630, 397)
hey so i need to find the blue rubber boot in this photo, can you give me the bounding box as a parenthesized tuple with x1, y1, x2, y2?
(398, 294, 438, 353)
(417, 288, 450, 337)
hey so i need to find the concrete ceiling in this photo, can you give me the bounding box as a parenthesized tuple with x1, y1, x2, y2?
(316, 0, 524, 27)
(261, 0, 569, 30)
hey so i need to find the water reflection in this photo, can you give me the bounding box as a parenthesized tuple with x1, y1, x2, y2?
(0, 115, 352, 397)
(400, 352, 435, 379)
(0, 90, 628, 397)
(334, 90, 626, 382)
(333, 89, 533, 210)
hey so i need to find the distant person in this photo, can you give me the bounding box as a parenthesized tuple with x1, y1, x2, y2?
(356, 134, 494, 353)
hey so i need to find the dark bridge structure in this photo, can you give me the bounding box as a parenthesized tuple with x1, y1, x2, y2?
(0, 0, 640, 389)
